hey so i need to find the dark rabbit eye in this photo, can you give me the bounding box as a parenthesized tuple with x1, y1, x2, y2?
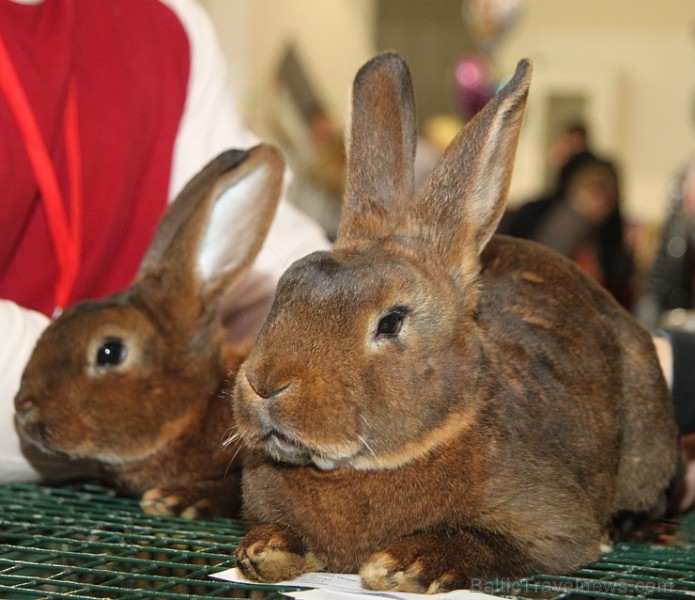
(377, 311, 404, 336)
(95, 338, 128, 368)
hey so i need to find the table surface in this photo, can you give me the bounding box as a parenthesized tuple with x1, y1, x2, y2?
(1, 480, 694, 599)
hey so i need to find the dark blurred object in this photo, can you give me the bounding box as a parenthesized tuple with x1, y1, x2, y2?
(637, 161, 695, 328)
(277, 46, 324, 123)
(271, 45, 345, 240)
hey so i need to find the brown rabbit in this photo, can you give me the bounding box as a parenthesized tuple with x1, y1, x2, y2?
(232, 55, 679, 592)
(14, 144, 284, 518)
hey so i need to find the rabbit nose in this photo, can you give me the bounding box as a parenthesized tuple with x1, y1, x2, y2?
(245, 370, 290, 401)
(15, 400, 37, 427)
(15, 391, 34, 414)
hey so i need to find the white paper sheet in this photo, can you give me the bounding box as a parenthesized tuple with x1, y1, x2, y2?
(211, 567, 500, 600)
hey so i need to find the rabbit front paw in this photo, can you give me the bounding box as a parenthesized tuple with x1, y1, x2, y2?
(236, 523, 321, 583)
(140, 478, 242, 519)
(359, 536, 463, 594)
(140, 487, 211, 518)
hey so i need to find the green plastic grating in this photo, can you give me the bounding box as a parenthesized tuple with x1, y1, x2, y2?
(1, 480, 694, 599)
(0, 480, 282, 599)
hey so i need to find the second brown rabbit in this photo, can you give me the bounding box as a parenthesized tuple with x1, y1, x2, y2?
(14, 144, 284, 518)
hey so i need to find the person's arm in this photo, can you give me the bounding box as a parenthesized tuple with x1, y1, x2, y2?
(654, 329, 695, 436)
(653, 330, 695, 513)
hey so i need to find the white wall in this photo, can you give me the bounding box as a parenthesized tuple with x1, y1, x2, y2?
(201, 0, 693, 226)
(202, 0, 377, 138)
(496, 0, 694, 223)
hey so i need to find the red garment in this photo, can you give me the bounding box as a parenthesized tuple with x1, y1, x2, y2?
(0, 0, 190, 315)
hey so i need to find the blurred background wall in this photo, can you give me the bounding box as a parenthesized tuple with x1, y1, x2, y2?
(201, 0, 693, 232)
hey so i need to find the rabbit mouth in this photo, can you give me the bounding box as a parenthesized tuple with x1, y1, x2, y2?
(263, 429, 357, 470)
(264, 429, 312, 465)
(15, 414, 145, 466)
(15, 415, 71, 459)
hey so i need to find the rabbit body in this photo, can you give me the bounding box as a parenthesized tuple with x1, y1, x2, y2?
(233, 55, 678, 591)
(236, 236, 676, 587)
(15, 146, 285, 518)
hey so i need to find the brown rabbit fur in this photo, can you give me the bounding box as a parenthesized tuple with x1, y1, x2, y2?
(14, 145, 284, 518)
(232, 55, 679, 592)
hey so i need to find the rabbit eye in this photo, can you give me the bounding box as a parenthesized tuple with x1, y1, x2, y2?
(95, 338, 128, 368)
(377, 311, 404, 337)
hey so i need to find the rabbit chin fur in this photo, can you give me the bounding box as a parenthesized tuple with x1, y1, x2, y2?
(232, 54, 679, 590)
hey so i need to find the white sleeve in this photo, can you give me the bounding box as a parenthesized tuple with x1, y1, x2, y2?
(0, 301, 101, 482)
(0, 301, 48, 481)
(162, 0, 331, 340)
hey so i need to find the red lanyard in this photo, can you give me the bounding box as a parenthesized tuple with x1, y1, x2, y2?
(0, 30, 82, 315)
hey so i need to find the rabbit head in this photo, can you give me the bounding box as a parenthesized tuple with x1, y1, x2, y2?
(235, 56, 532, 471)
(15, 145, 284, 488)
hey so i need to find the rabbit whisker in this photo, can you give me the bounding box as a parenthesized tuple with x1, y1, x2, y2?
(220, 427, 242, 449)
(357, 435, 377, 458)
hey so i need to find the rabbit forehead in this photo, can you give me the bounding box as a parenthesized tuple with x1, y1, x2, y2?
(26, 301, 158, 374)
(51, 300, 155, 340)
(274, 247, 439, 314)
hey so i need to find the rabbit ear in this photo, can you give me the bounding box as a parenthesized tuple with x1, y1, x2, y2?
(135, 144, 284, 310)
(414, 60, 532, 265)
(336, 52, 417, 244)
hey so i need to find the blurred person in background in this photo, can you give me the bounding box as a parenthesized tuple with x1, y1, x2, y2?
(546, 121, 591, 179)
(501, 150, 635, 309)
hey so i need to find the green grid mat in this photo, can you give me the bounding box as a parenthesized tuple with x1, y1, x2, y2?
(1, 481, 695, 599)
(0, 481, 280, 599)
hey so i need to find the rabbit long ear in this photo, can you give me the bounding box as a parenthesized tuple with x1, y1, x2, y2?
(135, 144, 284, 310)
(414, 59, 532, 272)
(336, 52, 417, 245)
